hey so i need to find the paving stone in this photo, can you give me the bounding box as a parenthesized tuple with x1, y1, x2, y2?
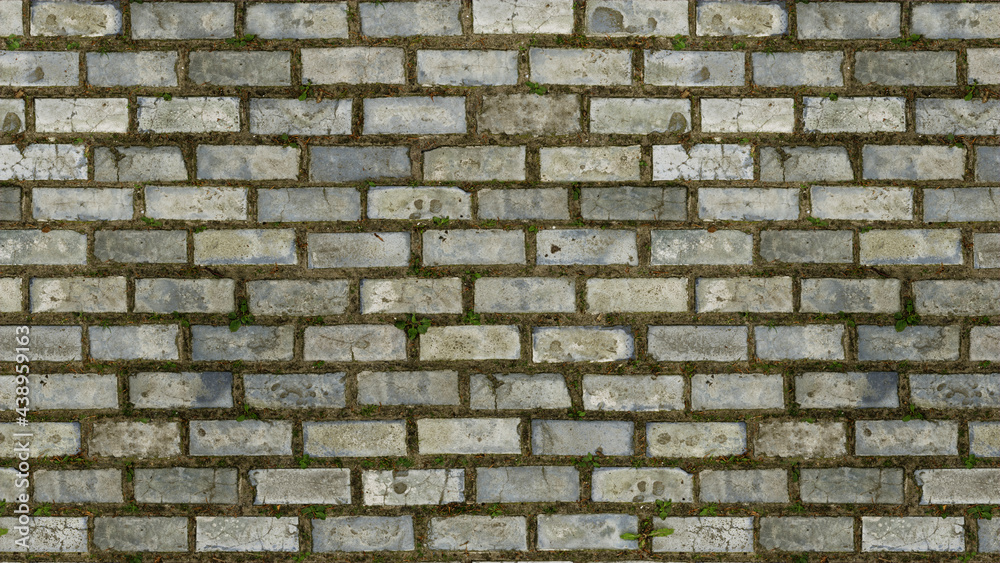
(134, 467, 237, 504)
(310, 146, 411, 181)
(478, 188, 568, 220)
(975, 233, 1000, 269)
(0, 52, 78, 86)
(860, 229, 963, 265)
(32, 187, 131, 221)
(188, 51, 290, 86)
(585, 278, 686, 313)
(424, 229, 525, 265)
(647, 325, 748, 361)
(30, 276, 126, 312)
(94, 146, 187, 182)
(423, 145, 525, 181)
(249, 99, 352, 135)
(0, 422, 78, 457)
(358, 370, 459, 406)
(145, 186, 246, 220)
(915, 468, 1000, 505)
(308, 232, 410, 268)
(855, 52, 956, 86)
(361, 1, 460, 36)
(131, 2, 233, 39)
(970, 422, 1000, 457)
(0, 100, 23, 135)
(194, 229, 297, 266)
(304, 325, 407, 362)
(760, 230, 853, 263)
(195, 517, 298, 552)
(476, 277, 575, 313)
(910, 373, 1000, 409)
(856, 420, 958, 456)
(696, 276, 793, 313)
(924, 187, 1000, 222)
(797, 2, 900, 39)
(590, 98, 690, 134)
(130, 371, 233, 409)
(698, 188, 799, 221)
(647, 422, 747, 457)
(0, 517, 88, 552)
(645, 50, 745, 86)
(137, 96, 240, 133)
(530, 48, 631, 85)
(35, 97, 128, 133)
(533, 326, 634, 362)
(651, 517, 754, 552)
(591, 467, 692, 502)
(0, 373, 115, 410)
(980, 519, 1000, 552)
(191, 325, 293, 361)
(0, 0, 20, 36)
(582, 374, 685, 412)
(800, 467, 904, 504)
(858, 325, 960, 361)
(247, 279, 351, 316)
(94, 517, 189, 552)
(197, 145, 300, 180)
(581, 186, 686, 220)
(0, 326, 80, 361)
(360, 278, 462, 314)
(540, 146, 640, 181)
(696, 0, 787, 36)
(304, 421, 407, 457)
(914, 280, 1000, 316)
(971, 327, 1000, 361)
(692, 373, 783, 410)
(427, 516, 526, 551)
(363, 97, 466, 135)
(476, 466, 579, 503)
(651, 230, 751, 265)
(418, 418, 521, 454)
(917, 99, 1000, 135)
(756, 325, 845, 360)
(0, 277, 18, 311)
(532, 420, 634, 456)
(368, 186, 471, 220)
(89, 421, 181, 458)
(796, 372, 899, 409)
(473, 0, 573, 34)
(0, 187, 19, 219)
(586, 0, 688, 36)
(752, 52, 843, 86)
(701, 98, 794, 132)
(302, 47, 405, 84)
(248, 468, 351, 505)
(363, 469, 464, 505)
(94, 230, 185, 263)
(35, 469, 121, 503)
(0, 144, 87, 180)
(479, 94, 579, 134)
(760, 517, 855, 552)
(134, 278, 233, 314)
(969, 48, 1000, 85)
(469, 373, 571, 410)
(755, 421, 847, 459)
(700, 469, 789, 503)
(86, 52, 178, 86)
(90, 325, 179, 360)
(862, 517, 964, 552)
(759, 146, 854, 182)
(245, 2, 348, 38)
(258, 187, 360, 222)
(912, 3, 1000, 39)
(245, 373, 347, 409)
(537, 229, 638, 266)
(810, 186, 913, 220)
(313, 516, 413, 552)
(537, 514, 638, 550)
(803, 96, 906, 133)
(190, 420, 293, 456)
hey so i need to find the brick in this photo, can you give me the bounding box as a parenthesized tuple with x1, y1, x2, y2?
(0, 0, 20, 36)
(914, 280, 1000, 316)
(537, 514, 637, 550)
(916, 469, 1000, 504)
(194, 229, 297, 265)
(591, 467, 692, 502)
(477, 466, 579, 503)
(692, 373, 783, 410)
(0, 100, 23, 134)
(757, 325, 846, 360)
(533, 326, 634, 363)
(696, 276, 793, 312)
(90, 325, 179, 360)
(304, 421, 407, 457)
(189, 51, 289, 86)
(302, 47, 404, 84)
(133, 468, 237, 503)
(135, 278, 234, 313)
(591, 98, 690, 134)
(0, 278, 18, 312)
(753, 52, 843, 86)
(800, 467, 903, 504)
(969, 48, 1000, 84)
(30, 276, 126, 313)
(258, 187, 359, 222)
(586, 0, 688, 36)
(89, 421, 181, 458)
(358, 370, 459, 406)
(428, 516, 525, 551)
(32, 187, 131, 221)
(130, 371, 233, 409)
(94, 230, 188, 263)
(804, 96, 906, 133)
(924, 186, 1000, 222)
(473, 0, 573, 34)
(246, 2, 347, 39)
(797, 2, 900, 39)
(976, 146, 1000, 181)
(855, 51, 956, 86)
(971, 327, 1000, 361)
(531, 420, 633, 455)
(137, 96, 240, 133)
(196, 517, 298, 552)
(304, 325, 406, 362)
(475, 277, 575, 313)
(910, 373, 1000, 409)
(362, 469, 464, 505)
(35, 98, 128, 133)
(760, 517, 855, 552)
(469, 372, 571, 410)
(197, 145, 299, 180)
(418, 418, 518, 455)
(696, 1, 787, 36)
(856, 420, 958, 456)
(313, 516, 414, 552)
(368, 186, 470, 220)
(191, 325, 294, 361)
(912, 2, 1000, 39)
(362, 1, 460, 36)
(862, 517, 964, 552)
(478, 188, 569, 220)
(94, 146, 187, 182)
(479, 94, 579, 135)
(796, 372, 899, 409)
(860, 229, 962, 265)
(249, 468, 351, 505)
(310, 146, 411, 181)
(308, 232, 409, 268)
(424, 229, 525, 265)
(760, 230, 853, 263)
(760, 146, 854, 182)
(970, 422, 1000, 457)
(540, 146, 640, 181)
(363, 97, 466, 135)
(86, 52, 178, 86)
(585, 278, 687, 313)
(0, 373, 116, 410)
(810, 186, 912, 220)
(35, 469, 121, 503)
(145, 186, 246, 221)
(651, 517, 754, 552)
(247, 280, 349, 316)
(700, 469, 788, 503)
(360, 278, 461, 314)
(982, 519, 1000, 552)
(917, 99, 1000, 135)
(418, 50, 517, 86)
(699, 188, 798, 221)
(755, 421, 847, 458)
(250, 99, 351, 135)
(190, 420, 292, 456)
(0, 422, 79, 457)
(858, 325, 959, 361)
(0, 144, 87, 180)
(94, 517, 189, 552)
(245, 373, 346, 409)
(581, 186, 686, 220)
(645, 50, 745, 86)
(0, 517, 87, 552)
(0, 326, 80, 361)
(131, 2, 234, 39)
(647, 325, 748, 361)
(537, 229, 638, 265)
(530, 48, 631, 85)
(423, 146, 525, 181)
(702, 98, 794, 133)
(651, 229, 752, 265)
(0, 52, 78, 86)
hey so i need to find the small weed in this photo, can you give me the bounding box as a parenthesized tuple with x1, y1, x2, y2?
(806, 216, 829, 227)
(279, 133, 299, 149)
(837, 311, 856, 328)
(525, 80, 547, 95)
(293, 553, 309, 563)
(891, 33, 922, 47)
(902, 403, 924, 422)
(228, 298, 255, 332)
(654, 499, 672, 519)
(126, 555, 141, 563)
(395, 314, 431, 340)
(298, 80, 313, 101)
(225, 33, 256, 47)
(827, 92, 838, 101)
(699, 504, 718, 516)
(236, 404, 259, 422)
(297, 454, 312, 469)
(312, 360, 325, 368)
(575, 453, 600, 469)
(66, 41, 80, 50)
(33, 504, 52, 516)
(462, 310, 481, 325)
(140, 216, 162, 227)
(981, 361, 993, 369)
(360, 404, 378, 416)
(302, 505, 329, 520)
(965, 80, 979, 101)
(969, 505, 993, 520)
(527, 225, 538, 232)
(487, 504, 503, 518)
(159, 92, 172, 101)
(5, 35, 20, 50)
(620, 527, 674, 549)
(732, 41, 746, 50)
(193, 225, 208, 233)
(964, 454, 978, 469)
(432, 216, 450, 227)
(860, 225, 874, 233)
(789, 502, 806, 513)
(671, 34, 686, 49)
(567, 408, 585, 419)
(123, 502, 139, 514)
(894, 299, 920, 332)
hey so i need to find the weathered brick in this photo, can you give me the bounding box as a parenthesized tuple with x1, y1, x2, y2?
(475, 277, 576, 313)
(313, 516, 414, 552)
(0, 325, 80, 361)
(581, 374, 684, 412)
(35, 98, 128, 133)
(360, 278, 462, 314)
(752, 52, 843, 86)
(975, 233, 1000, 269)
(586, 0, 688, 36)
(759, 146, 854, 182)
(418, 418, 521, 454)
(800, 467, 904, 504)
(469, 372, 571, 410)
(537, 514, 637, 550)
(0, 373, 116, 410)
(810, 186, 912, 220)
(760, 517, 855, 552)
(755, 421, 847, 458)
(308, 232, 410, 268)
(94, 146, 187, 182)
(916, 99, 1000, 135)
(924, 187, 1000, 222)
(916, 469, 1000, 504)
(310, 146, 411, 181)
(246, 2, 347, 39)
(35, 469, 122, 503)
(912, 2, 1000, 39)
(0, 144, 87, 180)
(94, 230, 188, 264)
(358, 370, 459, 406)
(90, 325, 179, 360)
(796, 372, 899, 409)
(855, 52, 956, 86)
(858, 325, 960, 361)
(250, 99, 351, 135)
(696, 276, 793, 312)
(970, 422, 1000, 458)
(145, 186, 246, 221)
(696, 0, 787, 36)
(258, 187, 360, 222)
(760, 230, 853, 263)
(30, 276, 126, 313)
(364, 97, 466, 135)
(190, 420, 293, 456)
(645, 50, 745, 86)
(698, 188, 799, 221)
(194, 229, 297, 266)
(245, 373, 346, 409)
(803, 96, 906, 133)
(86, 52, 178, 87)
(130, 371, 233, 409)
(32, 187, 131, 221)
(478, 187, 567, 220)
(137, 96, 240, 133)
(0, 0, 20, 36)
(247, 280, 349, 316)
(362, 469, 464, 505)
(477, 466, 579, 503)
(533, 326, 634, 363)
(427, 516, 525, 551)
(540, 146, 640, 181)
(478, 94, 579, 135)
(0, 422, 79, 457)
(651, 229, 752, 265)
(585, 278, 687, 313)
(856, 420, 958, 456)
(700, 469, 788, 503)
(0, 52, 78, 86)
(756, 325, 846, 360)
(651, 517, 754, 552)
(692, 373, 783, 410)
(581, 186, 686, 220)
(197, 145, 300, 180)
(94, 517, 189, 552)
(191, 325, 294, 361)
(914, 280, 1000, 316)
(131, 2, 234, 39)
(860, 229, 962, 265)
(0, 100, 23, 135)
(424, 229, 525, 265)
(536, 229, 638, 265)
(532, 420, 634, 455)
(133, 468, 237, 503)
(361, 1, 460, 36)
(89, 421, 181, 458)
(647, 422, 747, 457)
(591, 467, 692, 502)
(969, 48, 1000, 85)
(423, 145, 525, 181)
(368, 186, 471, 220)
(702, 98, 794, 132)
(0, 517, 87, 552)
(249, 468, 351, 505)
(971, 327, 1000, 361)
(195, 517, 298, 552)
(530, 48, 631, 85)
(0, 278, 19, 312)
(473, 0, 573, 34)
(189, 51, 290, 86)
(304, 325, 407, 362)
(302, 47, 405, 84)
(797, 2, 900, 39)
(591, 98, 690, 134)
(862, 517, 964, 552)
(304, 421, 407, 457)
(910, 373, 1000, 409)
(982, 519, 1000, 552)
(135, 278, 234, 313)
(647, 325, 748, 361)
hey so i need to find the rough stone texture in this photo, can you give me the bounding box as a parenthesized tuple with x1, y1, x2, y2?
(362, 469, 464, 505)
(313, 516, 413, 552)
(304, 325, 407, 362)
(536, 229, 638, 265)
(418, 50, 519, 86)
(759, 230, 853, 263)
(759, 146, 854, 182)
(691, 373, 783, 410)
(249, 468, 351, 505)
(914, 280, 1000, 316)
(358, 370, 459, 406)
(479, 94, 579, 134)
(585, 278, 687, 313)
(912, 3, 1000, 39)
(591, 467, 692, 502)
(924, 187, 1000, 222)
(302, 47, 405, 84)
(800, 467, 904, 504)
(35, 469, 122, 503)
(530, 48, 631, 85)
(426, 516, 526, 551)
(247, 280, 349, 316)
(755, 421, 847, 458)
(245, 373, 347, 409)
(418, 418, 521, 454)
(189, 420, 292, 456)
(755, 325, 845, 360)
(90, 325, 179, 360)
(188, 51, 290, 86)
(810, 186, 913, 220)
(361, 1, 461, 36)
(477, 466, 580, 503)
(191, 325, 293, 361)
(532, 326, 634, 363)
(304, 421, 407, 457)
(796, 372, 899, 409)
(586, 0, 688, 36)
(698, 187, 798, 220)
(760, 517, 855, 552)
(130, 371, 233, 409)
(532, 420, 634, 456)
(700, 469, 788, 503)
(651, 517, 754, 552)
(804, 96, 906, 133)
(696, 276, 793, 313)
(245, 2, 348, 38)
(470, 373, 570, 410)
(646, 422, 747, 457)
(360, 278, 462, 314)
(915, 469, 1000, 505)
(969, 49, 1000, 85)
(368, 186, 470, 220)
(645, 50, 745, 86)
(308, 232, 410, 268)
(651, 229, 752, 265)
(310, 146, 411, 181)
(581, 186, 686, 220)
(196, 518, 298, 552)
(0, 52, 79, 86)
(537, 514, 638, 550)
(856, 420, 959, 456)
(797, 2, 900, 39)
(647, 325, 748, 361)
(89, 421, 181, 458)
(249, 99, 351, 135)
(134, 468, 237, 504)
(860, 229, 963, 265)
(696, 1, 787, 36)
(858, 325, 960, 361)
(424, 229, 525, 265)
(752, 52, 844, 86)
(862, 517, 965, 552)
(478, 187, 568, 220)
(94, 146, 187, 182)
(94, 518, 189, 552)
(131, 2, 234, 39)
(423, 146, 525, 181)
(30, 276, 127, 312)
(87, 52, 178, 87)
(590, 98, 690, 134)
(975, 233, 1000, 269)
(540, 146, 640, 182)
(473, 0, 573, 33)
(475, 277, 575, 313)
(419, 325, 520, 361)
(972, 327, 1000, 361)
(137, 96, 240, 133)
(970, 422, 1000, 458)
(701, 98, 794, 133)
(35, 98, 128, 133)
(855, 52, 957, 86)
(364, 97, 466, 135)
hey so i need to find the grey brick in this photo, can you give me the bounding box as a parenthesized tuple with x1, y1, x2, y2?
(0, 100, 23, 135)
(364, 97, 465, 135)
(583, 374, 684, 411)
(760, 230, 853, 263)
(537, 514, 637, 550)
(692, 373, 783, 410)
(804, 96, 906, 133)
(424, 229, 525, 265)
(35, 97, 128, 133)
(531, 420, 634, 456)
(702, 98, 794, 133)
(135, 278, 234, 314)
(258, 187, 359, 222)
(30, 276, 126, 313)
(530, 48, 631, 85)
(590, 98, 690, 134)
(94, 517, 189, 552)
(368, 186, 470, 220)
(696, 276, 793, 313)
(800, 467, 904, 504)
(191, 325, 294, 361)
(760, 517, 855, 552)
(645, 50, 745, 86)
(304, 421, 407, 457)
(0, 423, 78, 457)
(478, 187, 568, 220)
(533, 326, 634, 363)
(89, 421, 181, 458)
(753, 52, 843, 86)
(194, 229, 297, 266)
(972, 327, 1000, 361)
(856, 420, 958, 456)
(862, 517, 964, 552)
(912, 3, 1000, 39)
(586, 278, 687, 313)
(94, 230, 188, 264)
(89, 325, 179, 360)
(0, 278, 18, 311)
(810, 186, 912, 220)
(418, 418, 521, 454)
(137, 96, 240, 133)
(647, 325, 748, 361)
(310, 146, 410, 182)
(197, 145, 299, 181)
(536, 229, 638, 265)
(358, 370, 459, 406)
(581, 186, 686, 221)
(475, 277, 575, 313)
(131, 2, 234, 39)
(477, 466, 580, 503)
(858, 325, 960, 361)
(914, 280, 1000, 316)
(469, 372, 571, 410)
(0, 51, 78, 86)
(479, 94, 579, 135)
(308, 232, 409, 268)
(651, 229, 752, 265)
(361, 1, 460, 36)
(473, 0, 572, 33)
(586, 0, 688, 36)
(0, 517, 87, 552)
(975, 233, 1000, 269)
(0, 373, 117, 410)
(86, 52, 178, 87)
(860, 229, 962, 265)
(145, 186, 245, 221)
(696, 0, 787, 36)
(250, 99, 351, 136)
(916, 469, 1000, 504)
(917, 99, 1000, 135)
(924, 187, 1000, 222)
(427, 516, 526, 551)
(245, 373, 346, 409)
(0, 186, 18, 221)
(0, 0, 20, 36)
(796, 372, 899, 409)
(32, 187, 130, 221)
(313, 516, 413, 552)
(130, 371, 233, 409)
(591, 467, 692, 502)
(540, 146, 640, 182)
(700, 469, 788, 503)
(134, 467, 237, 504)
(302, 47, 405, 84)
(245, 2, 347, 39)
(0, 326, 80, 361)
(755, 421, 847, 458)
(417, 50, 518, 85)
(361, 278, 462, 314)
(982, 519, 1000, 552)
(760, 146, 853, 182)
(304, 325, 406, 362)
(190, 420, 292, 456)
(0, 144, 87, 180)
(756, 325, 845, 360)
(651, 517, 754, 552)
(35, 469, 121, 503)
(698, 188, 798, 221)
(362, 469, 464, 505)
(969, 48, 1000, 85)
(797, 2, 900, 39)
(189, 50, 290, 86)
(247, 280, 349, 316)
(910, 373, 1000, 409)
(249, 468, 351, 505)
(94, 146, 187, 182)
(195, 517, 298, 552)
(855, 51, 956, 86)
(423, 145, 525, 181)
(970, 422, 1000, 458)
